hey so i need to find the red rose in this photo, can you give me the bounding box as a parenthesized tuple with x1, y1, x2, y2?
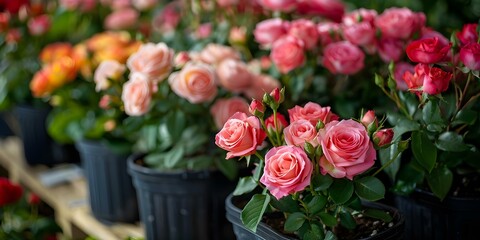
(406, 37, 451, 64)
(422, 66, 452, 95)
(0, 178, 23, 207)
(459, 43, 480, 71)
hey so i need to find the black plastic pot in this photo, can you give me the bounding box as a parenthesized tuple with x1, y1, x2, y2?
(127, 153, 236, 240)
(395, 189, 480, 240)
(0, 111, 13, 138)
(76, 140, 139, 223)
(226, 193, 405, 240)
(13, 105, 79, 166)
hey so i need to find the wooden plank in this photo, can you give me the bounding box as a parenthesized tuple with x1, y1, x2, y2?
(0, 137, 144, 240)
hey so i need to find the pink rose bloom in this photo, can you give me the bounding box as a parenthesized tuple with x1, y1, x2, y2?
(127, 42, 174, 82)
(265, 113, 288, 133)
(393, 62, 414, 91)
(284, 119, 319, 148)
(258, 0, 296, 12)
(317, 22, 342, 47)
(375, 7, 423, 39)
(459, 43, 480, 71)
(168, 62, 218, 103)
(254, 18, 289, 49)
(456, 23, 478, 47)
(216, 59, 252, 92)
(403, 63, 428, 97)
(28, 15, 51, 36)
(210, 97, 250, 129)
(195, 43, 241, 65)
(318, 120, 376, 179)
(132, 0, 157, 10)
(260, 146, 313, 200)
(288, 19, 319, 50)
(122, 72, 152, 116)
(342, 8, 377, 26)
(420, 28, 450, 47)
(342, 22, 376, 47)
(296, 0, 345, 23)
(271, 36, 305, 74)
(377, 38, 404, 63)
(217, 0, 239, 8)
(406, 37, 451, 64)
(288, 102, 339, 126)
(152, 2, 180, 32)
(323, 41, 365, 75)
(215, 112, 266, 159)
(104, 8, 139, 30)
(196, 23, 212, 39)
(422, 66, 452, 95)
(244, 74, 281, 100)
(94, 60, 126, 91)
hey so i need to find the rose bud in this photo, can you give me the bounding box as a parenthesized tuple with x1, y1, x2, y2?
(373, 128, 394, 147)
(28, 193, 41, 205)
(265, 113, 288, 135)
(361, 110, 377, 128)
(249, 99, 265, 117)
(28, 15, 51, 36)
(174, 51, 190, 68)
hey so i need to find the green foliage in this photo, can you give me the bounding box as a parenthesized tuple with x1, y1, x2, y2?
(241, 193, 271, 232)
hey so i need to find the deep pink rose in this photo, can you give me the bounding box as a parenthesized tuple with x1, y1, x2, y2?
(195, 43, 240, 65)
(104, 8, 139, 30)
(420, 28, 450, 46)
(216, 59, 252, 92)
(317, 22, 342, 47)
(288, 19, 318, 50)
(323, 41, 365, 75)
(260, 146, 313, 200)
(243, 74, 281, 101)
(342, 8, 377, 25)
(393, 62, 415, 91)
(215, 112, 266, 159)
(459, 43, 480, 71)
(210, 97, 250, 130)
(94, 60, 126, 91)
(375, 7, 424, 39)
(284, 119, 318, 148)
(258, 0, 296, 12)
(168, 62, 218, 104)
(422, 66, 452, 95)
(377, 38, 404, 63)
(28, 15, 51, 36)
(127, 42, 174, 83)
(406, 37, 451, 64)
(296, 0, 345, 23)
(374, 129, 394, 147)
(288, 102, 339, 126)
(254, 18, 289, 49)
(456, 23, 478, 47)
(342, 22, 376, 47)
(271, 36, 305, 74)
(317, 120, 376, 179)
(122, 72, 152, 116)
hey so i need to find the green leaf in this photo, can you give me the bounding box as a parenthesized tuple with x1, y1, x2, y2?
(422, 99, 445, 126)
(214, 158, 238, 181)
(426, 165, 453, 200)
(311, 174, 333, 191)
(412, 131, 437, 172)
(319, 212, 337, 227)
(233, 177, 258, 196)
(379, 143, 401, 181)
(329, 179, 354, 204)
(252, 160, 264, 182)
(339, 210, 356, 230)
(284, 212, 306, 232)
(354, 176, 385, 201)
(241, 194, 271, 232)
(363, 209, 393, 223)
(391, 116, 420, 140)
(453, 109, 478, 126)
(303, 223, 324, 240)
(324, 231, 337, 240)
(164, 146, 185, 169)
(270, 195, 301, 213)
(166, 110, 186, 141)
(307, 195, 327, 215)
(435, 131, 470, 152)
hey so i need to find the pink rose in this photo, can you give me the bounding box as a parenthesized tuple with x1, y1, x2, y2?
(393, 62, 414, 91)
(422, 66, 452, 95)
(168, 62, 218, 103)
(296, 0, 345, 23)
(210, 97, 250, 130)
(258, 0, 296, 12)
(127, 42, 174, 82)
(377, 38, 404, 63)
(456, 23, 478, 47)
(459, 43, 480, 71)
(317, 22, 342, 47)
(254, 18, 289, 49)
(152, 2, 180, 32)
(195, 43, 240, 65)
(288, 19, 318, 50)
(322, 41, 365, 75)
(406, 37, 451, 64)
(403, 63, 428, 97)
(375, 7, 423, 39)
(265, 113, 288, 133)
(215, 112, 267, 159)
(229, 26, 247, 44)
(244, 74, 281, 101)
(195, 23, 212, 39)
(28, 15, 51, 36)
(249, 99, 265, 115)
(271, 36, 305, 74)
(216, 59, 252, 92)
(342, 8, 377, 26)
(174, 51, 190, 68)
(318, 120, 376, 179)
(342, 22, 376, 47)
(260, 146, 313, 200)
(94, 60, 126, 91)
(420, 28, 450, 46)
(361, 110, 377, 128)
(99, 95, 112, 109)
(122, 72, 152, 116)
(104, 8, 139, 30)
(217, 0, 239, 8)
(373, 128, 394, 147)
(132, 0, 157, 10)
(288, 102, 339, 126)
(284, 120, 318, 148)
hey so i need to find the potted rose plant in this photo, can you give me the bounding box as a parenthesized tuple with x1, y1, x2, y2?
(375, 22, 480, 239)
(215, 88, 407, 239)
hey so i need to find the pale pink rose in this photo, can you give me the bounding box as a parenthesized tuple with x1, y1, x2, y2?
(210, 97, 250, 129)
(254, 18, 289, 49)
(288, 19, 319, 50)
(94, 60, 126, 91)
(168, 62, 218, 103)
(323, 41, 365, 75)
(375, 7, 422, 39)
(122, 72, 152, 116)
(288, 102, 339, 126)
(377, 38, 404, 63)
(104, 8, 139, 30)
(28, 15, 51, 36)
(393, 62, 414, 90)
(195, 43, 240, 65)
(132, 0, 157, 10)
(260, 146, 313, 200)
(342, 8, 377, 25)
(317, 22, 342, 46)
(318, 120, 376, 179)
(342, 22, 375, 47)
(244, 74, 281, 100)
(217, 0, 239, 8)
(195, 23, 212, 39)
(296, 0, 345, 22)
(127, 42, 174, 82)
(258, 0, 296, 12)
(284, 119, 319, 148)
(215, 112, 267, 159)
(216, 59, 252, 92)
(271, 36, 305, 74)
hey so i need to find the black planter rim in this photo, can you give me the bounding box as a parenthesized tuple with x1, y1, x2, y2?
(413, 187, 480, 201)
